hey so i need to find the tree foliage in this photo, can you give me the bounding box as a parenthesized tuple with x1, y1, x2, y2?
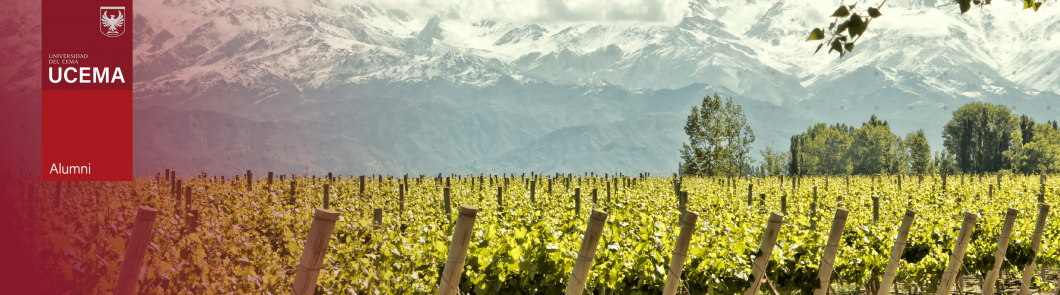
(759, 146, 790, 176)
(942, 103, 1019, 174)
(1005, 123, 1060, 173)
(787, 115, 908, 175)
(680, 93, 756, 177)
(905, 130, 932, 175)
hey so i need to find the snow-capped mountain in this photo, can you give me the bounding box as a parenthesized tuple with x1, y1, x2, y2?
(3, 0, 1057, 175)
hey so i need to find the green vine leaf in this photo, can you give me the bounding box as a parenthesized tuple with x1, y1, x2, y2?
(848, 14, 867, 38)
(959, 0, 973, 14)
(831, 6, 851, 18)
(808, 28, 826, 40)
(868, 7, 882, 18)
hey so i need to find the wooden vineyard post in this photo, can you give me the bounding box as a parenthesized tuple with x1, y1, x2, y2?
(399, 184, 405, 214)
(288, 181, 296, 205)
(1019, 204, 1050, 295)
(530, 180, 536, 204)
(437, 206, 479, 295)
(1042, 172, 1047, 196)
(323, 184, 330, 209)
(878, 209, 916, 295)
(746, 183, 753, 206)
(759, 194, 766, 206)
(574, 188, 581, 215)
(372, 208, 383, 229)
(607, 182, 611, 203)
(898, 174, 902, 190)
(548, 178, 553, 196)
(936, 212, 978, 295)
(184, 186, 193, 218)
(678, 192, 688, 225)
(742, 212, 785, 295)
(809, 202, 817, 231)
(495, 187, 502, 212)
(565, 209, 609, 295)
(359, 175, 365, 198)
(813, 209, 849, 295)
(989, 184, 994, 199)
(592, 188, 597, 205)
(983, 208, 1019, 295)
(662, 211, 699, 295)
(290, 208, 340, 295)
(997, 173, 1002, 189)
(185, 209, 199, 234)
(246, 170, 253, 191)
(444, 187, 452, 221)
(781, 194, 787, 215)
(268, 172, 274, 189)
(872, 196, 880, 223)
(114, 207, 159, 295)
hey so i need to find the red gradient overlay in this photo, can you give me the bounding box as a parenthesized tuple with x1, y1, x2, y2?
(41, 0, 133, 181)
(41, 90, 132, 181)
(2, 0, 135, 293)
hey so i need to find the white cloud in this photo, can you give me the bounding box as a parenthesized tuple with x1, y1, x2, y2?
(323, 0, 689, 25)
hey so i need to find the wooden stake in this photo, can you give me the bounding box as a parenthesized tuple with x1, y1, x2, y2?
(747, 183, 753, 206)
(290, 209, 340, 295)
(437, 206, 479, 295)
(444, 187, 452, 221)
(983, 208, 1019, 295)
(813, 209, 849, 295)
(565, 209, 609, 295)
(530, 180, 536, 204)
(114, 207, 159, 295)
(872, 196, 880, 223)
(878, 209, 917, 295)
(184, 209, 199, 234)
(323, 184, 330, 209)
(1019, 204, 1050, 295)
(662, 211, 699, 295)
(246, 170, 252, 191)
(936, 212, 978, 295)
(289, 181, 297, 205)
(373, 208, 383, 229)
(742, 212, 785, 295)
(495, 187, 503, 211)
(574, 188, 581, 215)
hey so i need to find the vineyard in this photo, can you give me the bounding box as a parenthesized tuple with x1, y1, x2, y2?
(4, 171, 1059, 295)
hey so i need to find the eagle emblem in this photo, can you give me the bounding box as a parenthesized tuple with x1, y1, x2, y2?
(100, 6, 125, 37)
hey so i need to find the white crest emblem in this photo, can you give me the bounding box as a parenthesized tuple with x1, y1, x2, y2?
(100, 6, 125, 37)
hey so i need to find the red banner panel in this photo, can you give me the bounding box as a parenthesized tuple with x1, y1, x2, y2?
(42, 0, 133, 181)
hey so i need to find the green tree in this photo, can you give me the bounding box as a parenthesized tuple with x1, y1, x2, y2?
(789, 135, 804, 176)
(851, 115, 897, 175)
(760, 147, 790, 176)
(802, 123, 853, 175)
(942, 103, 1019, 174)
(890, 135, 910, 175)
(906, 130, 932, 175)
(1005, 124, 1060, 173)
(680, 93, 756, 177)
(1019, 114, 1037, 145)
